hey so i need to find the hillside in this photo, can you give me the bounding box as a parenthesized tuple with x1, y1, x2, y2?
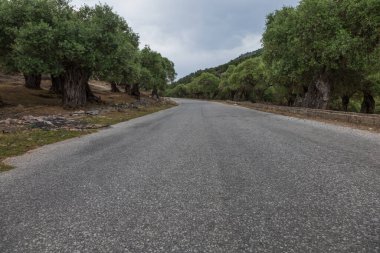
(174, 49, 262, 85)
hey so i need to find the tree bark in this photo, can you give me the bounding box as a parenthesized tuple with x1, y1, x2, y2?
(360, 91, 375, 114)
(341, 95, 350, 112)
(110, 82, 120, 93)
(86, 82, 101, 103)
(302, 74, 331, 109)
(50, 74, 64, 94)
(151, 87, 159, 99)
(24, 74, 41, 89)
(129, 83, 140, 100)
(62, 66, 88, 108)
(124, 83, 130, 93)
(230, 91, 236, 101)
(287, 94, 297, 106)
(242, 89, 250, 101)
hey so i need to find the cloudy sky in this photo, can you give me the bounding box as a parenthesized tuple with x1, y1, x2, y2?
(72, 0, 299, 78)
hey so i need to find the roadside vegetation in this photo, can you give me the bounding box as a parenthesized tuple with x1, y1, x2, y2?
(167, 0, 380, 114)
(0, 0, 178, 171)
(0, 0, 176, 108)
(0, 75, 176, 171)
(0, 129, 86, 171)
(0, 102, 173, 172)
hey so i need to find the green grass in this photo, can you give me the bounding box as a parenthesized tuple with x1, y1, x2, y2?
(0, 163, 13, 172)
(0, 103, 175, 172)
(0, 129, 89, 171)
(83, 105, 175, 125)
(0, 129, 87, 160)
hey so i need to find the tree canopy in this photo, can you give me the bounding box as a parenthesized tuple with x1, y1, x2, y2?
(140, 46, 176, 98)
(167, 0, 379, 114)
(0, 0, 176, 107)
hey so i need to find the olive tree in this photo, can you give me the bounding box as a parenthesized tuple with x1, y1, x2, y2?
(13, 3, 140, 107)
(140, 46, 176, 99)
(263, 0, 379, 112)
(0, 0, 70, 89)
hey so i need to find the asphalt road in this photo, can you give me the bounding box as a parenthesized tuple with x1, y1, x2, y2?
(1, 99, 379, 252)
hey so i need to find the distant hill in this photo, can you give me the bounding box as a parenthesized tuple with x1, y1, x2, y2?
(174, 48, 263, 85)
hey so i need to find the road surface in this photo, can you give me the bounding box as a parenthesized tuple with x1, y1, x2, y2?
(1, 99, 379, 252)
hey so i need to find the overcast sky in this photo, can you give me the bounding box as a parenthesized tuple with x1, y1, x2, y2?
(72, 0, 299, 78)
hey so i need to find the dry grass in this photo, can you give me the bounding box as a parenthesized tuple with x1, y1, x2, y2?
(0, 75, 162, 119)
(224, 101, 380, 133)
(83, 104, 175, 126)
(0, 163, 13, 172)
(0, 129, 89, 171)
(0, 74, 177, 171)
(0, 104, 174, 171)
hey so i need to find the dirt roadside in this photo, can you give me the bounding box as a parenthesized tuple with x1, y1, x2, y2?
(0, 75, 176, 171)
(221, 101, 380, 133)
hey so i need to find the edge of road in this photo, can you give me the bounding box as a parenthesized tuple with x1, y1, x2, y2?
(1, 103, 179, 172)
(213, 100, 380, 134)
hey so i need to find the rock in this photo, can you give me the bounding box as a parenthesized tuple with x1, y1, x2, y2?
(90, 124, 109, 129)
(71, 110, 85, 116)
(22, 115, 38, 122)
(3, 118, 12, 125)
(85, 110, 100, 116)
(129, 104, 139, 109)
(31, 121, 53, 130)
(13, 119, 24, 124)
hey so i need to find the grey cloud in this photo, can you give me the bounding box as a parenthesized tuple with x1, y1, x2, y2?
(72, 0, 299, 78)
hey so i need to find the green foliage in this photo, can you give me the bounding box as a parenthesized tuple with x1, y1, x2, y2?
(140, 46, 176, 93)
(168, 55, 273, 102)
(0, 0, 69, 72)
(167, 72, 220, 99)
(262, 0, 380, 109)
(166, 84, 188, 98)
(1, 0, 378, 112)
(263, 6, 303, 95)
(195, 72, 220, 98)
(174, 49, 262, 86)
(0, 0, 176, 106)
(229, 57, 267, 101)
(82, 4, 140, 84)
(14, 21, 56, 75)
(169, 0, 379, 113)
(218, 65, 236, 99)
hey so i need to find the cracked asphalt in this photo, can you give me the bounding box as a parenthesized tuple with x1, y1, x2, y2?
(1, 99, 379, 252)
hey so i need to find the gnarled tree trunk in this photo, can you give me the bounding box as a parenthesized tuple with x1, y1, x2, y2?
(230, 90, 236, 101)
(129, 83, 140, 100)
(24, 74, 41, 89)
(110, 82, 120, 93)
(151, 87, 159, 99)
(302, 74, 331, 109)
(341, 95, 350, 112)
(86, 82, 101, 103)
(124, 83, 130, 93)
(287, 94, 297, 106)
(360, 91, 375, 114)
(62, 66, 88, 108)
(50, 74, 64, 94)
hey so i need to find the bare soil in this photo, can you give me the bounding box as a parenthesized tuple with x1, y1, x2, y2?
(222, 101, 380, 133)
